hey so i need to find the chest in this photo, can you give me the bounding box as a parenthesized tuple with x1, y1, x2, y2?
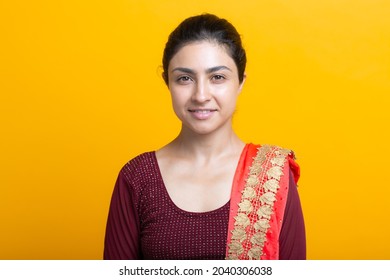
(160, 160, 237, 212)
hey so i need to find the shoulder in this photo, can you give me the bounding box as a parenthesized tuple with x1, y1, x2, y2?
(119, 151, 158, 185)
(250, 143, 300, 183)
(249, 143, 295, 159)
(112, 151, 159, 202)
(123, 151, 156, 171)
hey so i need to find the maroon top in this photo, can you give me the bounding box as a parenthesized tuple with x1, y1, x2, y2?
(104, 152, 306, 260)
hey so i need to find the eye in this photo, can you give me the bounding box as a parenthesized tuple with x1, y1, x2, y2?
(177, 75, 193, 84)
(212, 74, 226, 82)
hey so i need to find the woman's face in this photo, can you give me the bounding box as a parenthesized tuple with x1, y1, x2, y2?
(167, 41, 245, 136)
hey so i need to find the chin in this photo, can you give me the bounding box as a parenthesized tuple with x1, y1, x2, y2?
(179, 115, 232, 136)
(186, 121, 230, 136)
(189, 127, 215, 135)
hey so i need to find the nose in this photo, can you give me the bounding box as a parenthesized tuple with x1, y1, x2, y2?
(192, 80, 211, 103)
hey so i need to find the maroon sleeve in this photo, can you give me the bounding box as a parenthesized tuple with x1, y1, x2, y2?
(279, 169, 306, 260)
(103, 169, 141, 259)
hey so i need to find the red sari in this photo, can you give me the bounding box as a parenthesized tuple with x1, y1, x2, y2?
(226, 144, 300, 260)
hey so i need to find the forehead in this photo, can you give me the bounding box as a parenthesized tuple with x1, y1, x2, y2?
(168, 41, 237, 71)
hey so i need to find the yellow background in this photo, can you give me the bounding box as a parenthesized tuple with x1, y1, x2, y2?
(1, 0, 389, 259)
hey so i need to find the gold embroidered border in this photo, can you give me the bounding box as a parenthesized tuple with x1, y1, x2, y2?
(226, 145, 292, 260)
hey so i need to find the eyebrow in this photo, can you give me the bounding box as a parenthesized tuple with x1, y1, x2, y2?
(171, 65, 232, 74)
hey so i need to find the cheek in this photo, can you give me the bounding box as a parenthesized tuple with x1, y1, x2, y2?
(170, 91, 187, 113)
(170, 86, 192, 104)
(215, 87, 240, 105)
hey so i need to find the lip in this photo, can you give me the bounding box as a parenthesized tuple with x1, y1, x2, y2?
(188, 108, 217, 120)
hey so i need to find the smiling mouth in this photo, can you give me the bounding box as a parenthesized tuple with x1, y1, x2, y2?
(187, 109, 217, 120)
(188, 109, 217, 113)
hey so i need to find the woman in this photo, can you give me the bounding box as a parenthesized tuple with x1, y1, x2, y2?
(104, 14, 305, 260)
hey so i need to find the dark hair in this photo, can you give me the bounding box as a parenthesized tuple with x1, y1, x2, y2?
(162, 14, 246, 85)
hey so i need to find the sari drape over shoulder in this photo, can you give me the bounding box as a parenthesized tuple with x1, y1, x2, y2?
(226, 144, 300, 260)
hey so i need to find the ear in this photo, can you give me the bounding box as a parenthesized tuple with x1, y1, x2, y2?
(238, 72, 247, 93)
(162, 72, 170, 88)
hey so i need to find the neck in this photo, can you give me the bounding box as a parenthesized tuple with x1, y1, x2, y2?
(170, 124, 245, 161)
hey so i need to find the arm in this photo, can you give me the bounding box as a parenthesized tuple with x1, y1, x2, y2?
(103, 169, 141, 259)
(279, 169, 306, 260)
